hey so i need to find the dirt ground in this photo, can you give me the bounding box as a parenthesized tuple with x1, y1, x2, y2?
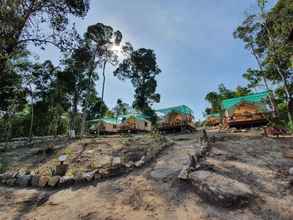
(0, 134, 166, 177)
(0, 130, 293, 220)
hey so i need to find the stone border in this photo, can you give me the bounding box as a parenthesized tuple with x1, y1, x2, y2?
(0, 140, 174, 189)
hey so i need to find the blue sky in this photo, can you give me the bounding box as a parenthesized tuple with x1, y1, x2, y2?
(32, 0, 277, 120)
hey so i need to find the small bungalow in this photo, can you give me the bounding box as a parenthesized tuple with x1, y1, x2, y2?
(89, 117, 120, 134)
(120, 114, 152, 133)
(206, 113, 221, 127)
(156, 105, 196, 133)
(89, 113, 152, 134)
(222, 91, 270, 128)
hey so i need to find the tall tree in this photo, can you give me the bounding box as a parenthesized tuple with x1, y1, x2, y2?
(85, 23, 122, 103)
(61, 45, 93, 135)
(235, 0, 292, 123)
(114, 48, 161, 123)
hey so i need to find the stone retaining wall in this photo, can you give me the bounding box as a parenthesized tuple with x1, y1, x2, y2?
(0, 140, 174, 189)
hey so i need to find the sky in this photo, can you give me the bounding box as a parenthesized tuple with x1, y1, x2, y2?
(32, 0, 278, 120)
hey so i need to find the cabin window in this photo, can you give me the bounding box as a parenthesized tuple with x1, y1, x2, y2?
(145, 122, 148, 127)
(113, 125, 117, 129)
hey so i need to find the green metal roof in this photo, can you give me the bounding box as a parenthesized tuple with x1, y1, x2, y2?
(121, 113, 149, 121)
(222, 91, 269, 110)
(89, 117, 120, 125)
(156, 105, 193, 115)
(208, 113, 220, 118)
(88, 113, 149, 126)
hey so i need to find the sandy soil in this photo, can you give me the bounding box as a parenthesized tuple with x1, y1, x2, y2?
(0, 131, 293, 220)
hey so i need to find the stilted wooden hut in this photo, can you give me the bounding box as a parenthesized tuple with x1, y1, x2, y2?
(222, 91, 270, 128)
(156, 105, 196, 133)
(206, 113, 221, 127)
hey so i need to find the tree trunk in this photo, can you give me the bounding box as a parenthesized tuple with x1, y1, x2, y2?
(250, 44, 278, 118)
(97, 61, 107, 137)
(72, 87, 79, 136)
(265, 27, 293, 124)
(101, 60, 107, 102)
(80, 112, 87, 137)
(29, 95, 34, 141)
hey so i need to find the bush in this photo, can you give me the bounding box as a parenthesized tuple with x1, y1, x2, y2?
(0, 161, 8, 174)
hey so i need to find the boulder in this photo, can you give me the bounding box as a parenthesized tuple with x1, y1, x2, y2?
(150, 168, 178, 182)
(178, 165, 190, 180)
(31, 176, 40, 187)
(48, 176, 60, 187)
(55, 164, 68, 176)
(39, 176, 49, 187)
(190, 171, 253, 208)
(289, 167, 293, 176)
(15, 174, 32, 187)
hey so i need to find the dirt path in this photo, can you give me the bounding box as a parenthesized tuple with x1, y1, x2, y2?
(1, 131, 293, 220)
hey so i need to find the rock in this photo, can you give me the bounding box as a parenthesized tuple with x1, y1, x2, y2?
(125, 161, 135, 168)
(273, 159, 293, 170)
(31, 176, 40, 187)
(6, 178, 16, 186)
(112, 157, 121, 167)
(134, 156, 145, 168)
(39, 176, 49, 187)
(289, 177, 293, 186)
(4, 171, 18, 179)
(178, 165, 190, 180)
(99, 168, 111, 177)
(289, 167, 293, 176)
(48, 176, 60, 187)
(59, 176, 75, 187)
(97, 156, 112, 168)
(55, 164, 68, 176)
(94, 173, 102, 180)
(190, 171, 253, 208)
(150, 168, 178, 182)
(15, 174, 32, 187)
(82, 171, 96, 181)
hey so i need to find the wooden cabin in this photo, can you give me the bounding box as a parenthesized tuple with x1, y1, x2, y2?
(120, 115, 152, 133)
(222, 92, 270, 128)
(206, 113, 221, 127)
(89, 118, 120, 134)
(156, 105, 196, 133)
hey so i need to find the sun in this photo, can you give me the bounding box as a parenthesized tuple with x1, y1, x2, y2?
(111, 44, 123, 59)
(111, 44, 122, 53)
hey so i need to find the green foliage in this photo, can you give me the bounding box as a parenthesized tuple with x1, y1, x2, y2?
(113, 99, 129, 120)
(0, 0, 89, 58)
(205, 84, 251, 116)
(235, 0, 293, 124)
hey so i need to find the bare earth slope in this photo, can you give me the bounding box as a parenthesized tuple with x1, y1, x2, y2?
(1, 131, 293, 220)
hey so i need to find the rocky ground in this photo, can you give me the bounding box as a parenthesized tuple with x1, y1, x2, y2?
(0, 130, 293, 220)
